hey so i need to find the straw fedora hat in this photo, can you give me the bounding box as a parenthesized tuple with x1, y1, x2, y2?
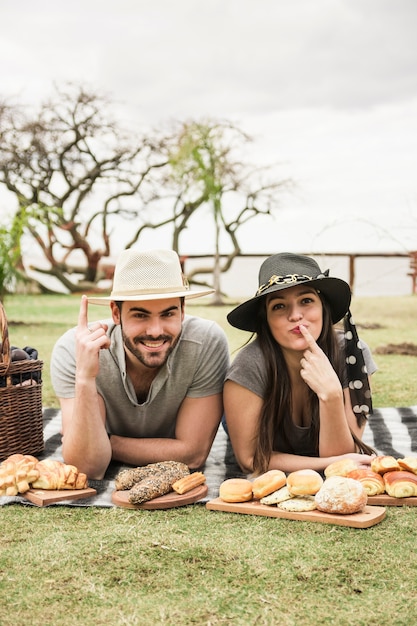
(88, 249, 214, 305)
(227, 252, 351, 332)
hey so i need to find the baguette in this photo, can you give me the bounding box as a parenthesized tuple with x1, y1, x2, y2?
(128, 462, 190, 504)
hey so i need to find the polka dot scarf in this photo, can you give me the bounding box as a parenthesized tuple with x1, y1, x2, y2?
(343, 310, 373, 426)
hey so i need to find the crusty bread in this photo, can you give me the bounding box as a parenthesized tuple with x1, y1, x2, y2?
(252, 469, 286, 499)
(315, 476, 367, 514)
(383, 470, 417, 498)
(219, 478, 253, 503)
(287, 469, 323, 496)
(347, 468, 385, 496)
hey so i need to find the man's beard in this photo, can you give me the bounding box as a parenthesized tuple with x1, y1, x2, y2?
(122, 329, 181, 369)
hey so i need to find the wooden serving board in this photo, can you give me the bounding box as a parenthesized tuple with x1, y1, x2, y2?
(111, 483, 208, 510)
(206, 498, 386, 528)
(23, 487, 97, 506)
(367, 494, 417, 507)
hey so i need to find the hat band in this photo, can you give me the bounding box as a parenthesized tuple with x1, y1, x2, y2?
(111, 285, 190, 297)
(256, 273, 312, 295)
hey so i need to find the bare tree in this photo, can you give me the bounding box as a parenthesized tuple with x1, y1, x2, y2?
(0, 87, 292, 298)
(163, 119, 293, 303)
(0, 84, 167, 293)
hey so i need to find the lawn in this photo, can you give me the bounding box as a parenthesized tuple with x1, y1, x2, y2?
(1, 294, 417, 625)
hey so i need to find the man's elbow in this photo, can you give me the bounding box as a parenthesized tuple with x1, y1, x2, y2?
(187, 450, 210, 470)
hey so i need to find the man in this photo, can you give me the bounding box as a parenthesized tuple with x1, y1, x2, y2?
(50, 249, 230, 479)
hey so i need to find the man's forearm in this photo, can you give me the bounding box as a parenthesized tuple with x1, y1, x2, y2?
(61, 379, 112, 479)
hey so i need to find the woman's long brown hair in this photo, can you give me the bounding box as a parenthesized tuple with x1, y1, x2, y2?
(252, 294, 374, 474)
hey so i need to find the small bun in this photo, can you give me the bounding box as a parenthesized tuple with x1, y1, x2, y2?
(324, 458, 360, 478)
(252, 469, 286, 499)
(315, 476, 367, 514)
(371, 455, 401, 475)
(219, 478, 253, 503)
(287, 469, 323, 496)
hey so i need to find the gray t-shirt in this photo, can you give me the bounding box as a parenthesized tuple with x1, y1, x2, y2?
(225, 331, 377, 456)
(51, 314, 230, 438)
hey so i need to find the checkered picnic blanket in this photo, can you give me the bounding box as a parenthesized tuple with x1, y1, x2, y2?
(1, 406, 416, 507)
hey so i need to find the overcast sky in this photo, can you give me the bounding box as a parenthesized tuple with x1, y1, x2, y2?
(1, 0, 417, 254)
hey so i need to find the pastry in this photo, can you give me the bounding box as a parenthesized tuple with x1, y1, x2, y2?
(383, 470, 417, 498)
(371, 455, 401, 475)
(219, 478, 253, 503)
(315, 476, 367, 514)
(31, 459, 88, 490)
(287, 469, 323, 496)
(397, 457, 417, 475)
(0, 454, 40, 496)
(324, 458, 360, 478)
(347, 469, 385, 496)
(252, 469, 286, 499)
(172, 472, 206, 494)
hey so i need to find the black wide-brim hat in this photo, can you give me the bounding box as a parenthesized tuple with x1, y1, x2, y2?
(227, 252, 352, 332)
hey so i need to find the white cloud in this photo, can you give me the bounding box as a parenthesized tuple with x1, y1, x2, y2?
(1, 0, 416, 253)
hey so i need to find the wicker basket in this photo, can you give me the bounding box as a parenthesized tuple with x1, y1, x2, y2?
(0, 301, 44, 462)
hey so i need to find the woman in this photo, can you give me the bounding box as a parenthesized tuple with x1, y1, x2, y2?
(223, 252, 377, 476)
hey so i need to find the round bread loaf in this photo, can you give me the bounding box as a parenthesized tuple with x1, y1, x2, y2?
(315, 476, 367, 514)
(219, 478, 253, 503)
(252, 469, 286, 499)
(286, 469, 323, 496)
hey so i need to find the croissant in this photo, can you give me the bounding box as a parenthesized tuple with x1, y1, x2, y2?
(0, 454, 40, 496)
(397, 457, 417, 475)
(371, 455, 401, 475)
(383, 470, 417, 498)
(347, 469, 385, 496)
(31, 459, 88, 490)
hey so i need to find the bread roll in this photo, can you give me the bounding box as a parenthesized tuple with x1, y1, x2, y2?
(324, 458, 360, 478)
(347, 469, 385, 496)
(252, 469, 286, 499)
(219, 478, 253, 503)
(383, 470, 417, 498)
(315, 476, 367, 514)
(287, 469, 323, 496)
(397, 457, 417, 475)
(371, 455, 401, 475)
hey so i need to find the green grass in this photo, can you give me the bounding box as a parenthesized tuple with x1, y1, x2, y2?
(1, 294, 417, 625)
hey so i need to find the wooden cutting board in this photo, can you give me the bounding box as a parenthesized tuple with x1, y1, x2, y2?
(367, 494, 417, 506)
(23, 487, 97, 506)
(111, 483, 208, 510)
(206, 498, 386, 528)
